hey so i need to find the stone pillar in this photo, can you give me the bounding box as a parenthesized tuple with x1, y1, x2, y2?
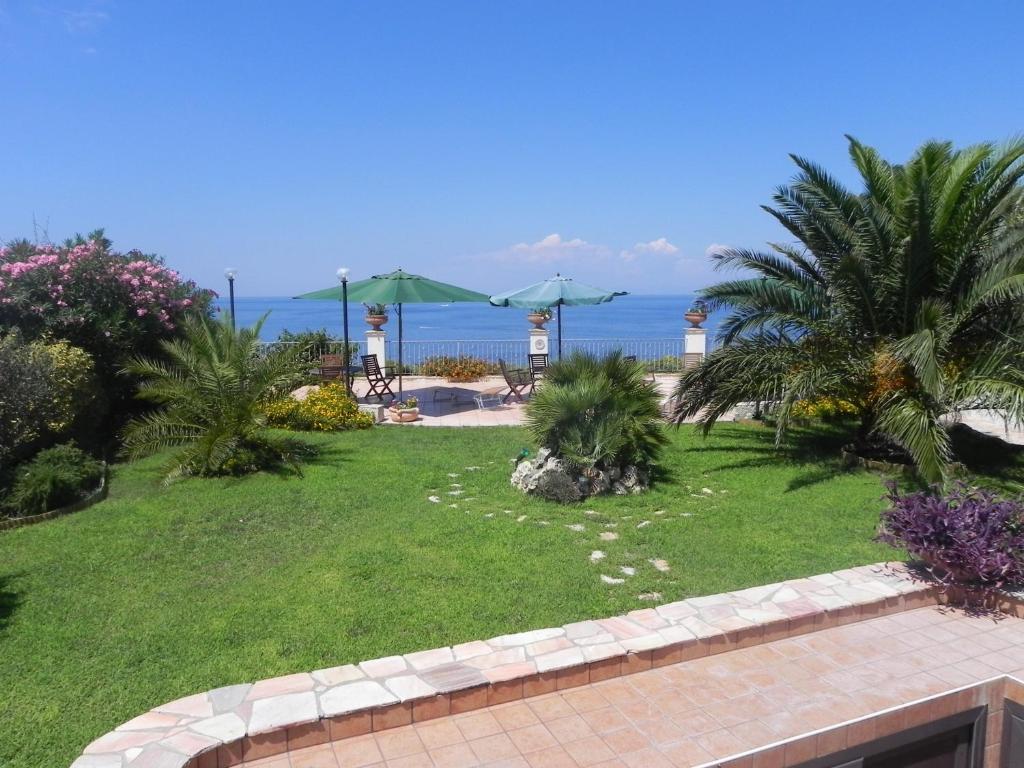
(683, 327, 706, 365)
(366, 330, 386, 367)
(529, 328, 550, 357)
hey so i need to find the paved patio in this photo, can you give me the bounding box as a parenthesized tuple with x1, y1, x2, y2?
(350, 376, 679, 427)
(239, 605, 1023, 767)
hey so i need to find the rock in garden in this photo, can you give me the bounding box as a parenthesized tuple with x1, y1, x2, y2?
(601, 575, 625, 585)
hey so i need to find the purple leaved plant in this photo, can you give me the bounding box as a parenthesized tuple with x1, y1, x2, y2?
(878, 482, 1024, 588)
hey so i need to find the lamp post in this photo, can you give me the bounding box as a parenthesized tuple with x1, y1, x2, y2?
(224, 268, 238, 330)
(337, 267, 351, 396)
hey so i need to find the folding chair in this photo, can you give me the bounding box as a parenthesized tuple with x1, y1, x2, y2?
(528, 353, 548, 391)
(624, 355, 656, 382)
(361, 354, 397, 402)
(498, 358, 532, 403)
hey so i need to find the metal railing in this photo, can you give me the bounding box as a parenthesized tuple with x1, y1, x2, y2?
(258, 337, 713, 373)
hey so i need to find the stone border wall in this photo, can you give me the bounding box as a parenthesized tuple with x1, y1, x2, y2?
(0, 463, 108, 533)
(70, 562, 1024, 768)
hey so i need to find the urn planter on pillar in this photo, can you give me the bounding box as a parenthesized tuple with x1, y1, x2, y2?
(527, 308, 552, 329)
(684, 299, 709, 328)
(364, 303, 389, 330)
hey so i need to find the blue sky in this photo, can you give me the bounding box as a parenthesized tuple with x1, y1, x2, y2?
(1, 1, 1022, 297)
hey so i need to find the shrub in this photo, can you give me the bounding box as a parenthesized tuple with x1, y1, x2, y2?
(0, 231, 213, 426)
(526, 351, 667, 474)
(122, 313, 308, 481)
(0, 332, 53, 467)
(790, 396, 858, 421)
(420, 355, 494, 382)
(878, 483, 1024, 588)
(265, 383, 374, 431)
(31, 340, 103, 436)
(7, 444, 103, 517)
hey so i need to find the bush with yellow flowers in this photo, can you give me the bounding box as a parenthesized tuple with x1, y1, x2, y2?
(790, 396, 859, 421)
(420, 355, 495, 382)
(264, 383, 374, 431)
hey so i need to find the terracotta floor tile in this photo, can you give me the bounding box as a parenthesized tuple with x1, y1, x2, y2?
(469, 733, 521, 763)
(429, 741, 482, 768)
(562, 736, 616, 766)
(507, 724, 559, 754)
(562, 688, 610, 713)
(600, 726, 648, 756)
(457, 712, 505, 741)
(290, 744, 340, 768)
(546, 715, 596, 744)
(659, 739, 714, 767)
(619, 747, 674, 768)
(384, 754, 432, 768)
(528, 696, 578, 721)
(414, 719, 465, 750)
(579, 707, 631, 735)
(493, 703, 542, 731)
(375, 729, 424, 761)
(483, 759, 532, 768)
(525, 745, 580, 767)
(483, 759, 531, 768)
(333, 735, 384, 767)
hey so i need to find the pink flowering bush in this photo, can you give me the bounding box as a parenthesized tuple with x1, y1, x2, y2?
(0, 231, 211, 389)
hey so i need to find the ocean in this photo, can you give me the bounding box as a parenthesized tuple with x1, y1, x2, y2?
(219, 294, 717, 342)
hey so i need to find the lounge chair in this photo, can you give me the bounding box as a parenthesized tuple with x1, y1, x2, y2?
(361, 354, 397, 402)
(498, 358, 531, 403)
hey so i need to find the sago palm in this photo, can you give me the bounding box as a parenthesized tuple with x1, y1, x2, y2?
(122, 312, 306, 481)
(673, 136, 1024, 482)
(528, 351, 667, 472)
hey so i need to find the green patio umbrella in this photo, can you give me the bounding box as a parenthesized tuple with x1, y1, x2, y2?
(489, 274, 627, 358)
(295, 269, 490, 400)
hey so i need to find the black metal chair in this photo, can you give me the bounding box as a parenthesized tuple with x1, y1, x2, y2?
(361, 354, 397, 402)
(624, 354, 656, 382)
(498, 358, 532, 403)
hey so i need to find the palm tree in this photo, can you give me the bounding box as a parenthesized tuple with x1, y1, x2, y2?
(673, 136, 1024, 482)
(122, 313, 306, 481)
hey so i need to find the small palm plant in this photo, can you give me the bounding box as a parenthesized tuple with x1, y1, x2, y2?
(122, 313, 307, 482)
(527, 350, 667, 475)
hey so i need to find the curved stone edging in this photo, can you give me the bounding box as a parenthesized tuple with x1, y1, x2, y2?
(0, 462, 108, 532)
(72, 562, 960, 768)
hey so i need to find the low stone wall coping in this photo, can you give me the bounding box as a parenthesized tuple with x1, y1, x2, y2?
(71, 562, 951, 768)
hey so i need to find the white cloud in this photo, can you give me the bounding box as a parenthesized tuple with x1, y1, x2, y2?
(497, 233, 610, 263)
(704, 243, 730, 258)
(620, 237, 679, 262)
(62, 8, 108, 34)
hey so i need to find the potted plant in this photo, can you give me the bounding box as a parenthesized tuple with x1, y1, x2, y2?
(684, 299, 708, 328)
(389, 395, 419, 422)
(527, 307, 552, 329)
(364, 303, 389, 330)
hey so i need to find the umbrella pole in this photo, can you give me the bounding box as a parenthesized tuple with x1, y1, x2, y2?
(398, 303, 404, 401)
(557, 302, 562, 359)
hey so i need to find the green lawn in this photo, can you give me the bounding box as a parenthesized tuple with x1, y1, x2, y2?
(1, 423, 1020, 768)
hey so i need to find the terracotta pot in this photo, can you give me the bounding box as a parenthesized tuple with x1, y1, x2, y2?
(365, 314, 388, 330)
(527, 312, 549, 330)
(684, 311, 707, 328)
(389, 407, 419, 423)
